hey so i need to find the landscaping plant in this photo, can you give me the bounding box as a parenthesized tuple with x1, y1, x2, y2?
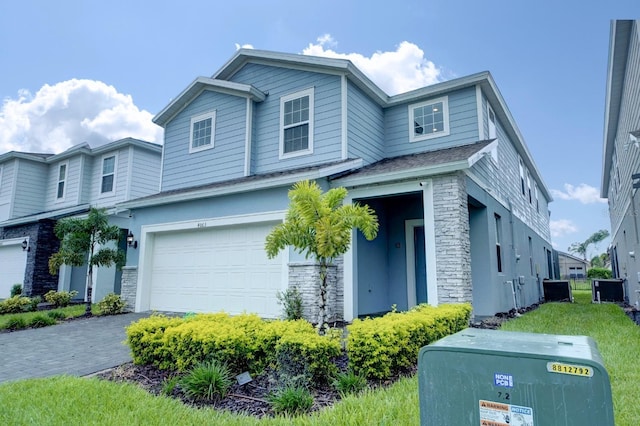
(4, 317, 27, 331)
(44, 290, 78, 308)
(28, 314, 57, 328)
(333, 370, 368, 397)
(97, 293, 127, 315)
(268, 385, 314, 416)
(49, 207, 126, 316)
(179, 360, 233, 401)
(10, 284, 22, 297)
(276, 287, 304, 320)
(0, 295, 35, 314)
(265, 180, 378, 330)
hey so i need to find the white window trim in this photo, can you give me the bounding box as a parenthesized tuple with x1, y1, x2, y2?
(189, 111, 216, 154)
(488, 102, 497, 140)
(100, 154, 117, 196)
(56, 161, 68, 202)
(408, 96, 450, 143)
(279, 87, 314, 159)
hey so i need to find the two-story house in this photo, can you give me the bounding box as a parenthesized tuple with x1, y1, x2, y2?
(601, 19, 640, 308)
(0, 138, 162, 301)
(119, 49, 554, 321)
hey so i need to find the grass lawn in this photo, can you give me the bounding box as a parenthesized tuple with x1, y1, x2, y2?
(0, 304, 96, 331)
(0, 291, 637, 425)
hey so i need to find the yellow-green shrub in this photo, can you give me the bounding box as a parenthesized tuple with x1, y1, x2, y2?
(125, 314, 185, 368)
(346, 303, 471, 379)
(275, 330, 341, 384)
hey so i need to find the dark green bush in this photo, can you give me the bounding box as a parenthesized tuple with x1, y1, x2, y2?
(44, 290, 78, 308)
(179, 360, 233, 401)
(587, 267, 613, 279)
(28, 314, 57, 328)
(27, 296, 41, 312)
(333, 370, 368, 397)
(268, 386, 314, 416)
(97, 293, 127, 315)
(4, 317, 27, 331)
(47, 310, 67, 320)
(10, 284, 22, 297)
(276, 287, 303, 320)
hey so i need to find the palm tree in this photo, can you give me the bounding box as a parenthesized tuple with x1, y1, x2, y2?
(265, 180, 378, 331)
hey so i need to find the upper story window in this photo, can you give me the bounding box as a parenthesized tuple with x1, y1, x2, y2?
(409, 96, 450, 142)
(488, 104, 497, 139)
(534, 183, 539, 212)
(189, 111, 216, 153)
(280, 88, 314, 158)
(495, 214, 503, 273)
(101, 155, 116, 194)
(56, 163, 67, 200)
(526, 171, 532, 203)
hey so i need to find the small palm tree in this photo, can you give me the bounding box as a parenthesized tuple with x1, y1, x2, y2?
(49, 208, 126, 316)
(265, 180, 378, 330)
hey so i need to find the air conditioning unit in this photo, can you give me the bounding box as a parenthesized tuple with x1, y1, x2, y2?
(592, 279, 625, 302)
(418, 328, 614, 425)
(542, 279, 572, 302)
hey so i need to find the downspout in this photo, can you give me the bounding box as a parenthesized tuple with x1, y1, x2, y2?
(507, 198, 520, 313)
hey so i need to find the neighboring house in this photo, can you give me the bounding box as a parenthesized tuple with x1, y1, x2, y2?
(0, 138, 162, 301)
(557, 251, 589, 280)
(119, 49, 554, 321)
(601, 19, 640, 308)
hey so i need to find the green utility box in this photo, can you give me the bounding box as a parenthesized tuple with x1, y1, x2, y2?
(418, 328, 614, 425)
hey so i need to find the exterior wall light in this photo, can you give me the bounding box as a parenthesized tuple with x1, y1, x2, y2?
(21, 239, 30, 252)
(126, 231, 138, 249)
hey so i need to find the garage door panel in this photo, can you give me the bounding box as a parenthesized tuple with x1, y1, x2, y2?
(149, 222, 283, 318)
(0, 243, 28, 298)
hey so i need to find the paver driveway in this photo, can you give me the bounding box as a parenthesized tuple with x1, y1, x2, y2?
(0, 312, 150, 383)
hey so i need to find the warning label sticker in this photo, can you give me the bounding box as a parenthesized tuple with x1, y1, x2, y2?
(479, 400, 534, 426)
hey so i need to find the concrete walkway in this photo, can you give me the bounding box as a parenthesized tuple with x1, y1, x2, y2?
(0, 312, 150, 383)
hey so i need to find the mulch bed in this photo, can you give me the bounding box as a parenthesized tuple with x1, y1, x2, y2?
(95, 354, 415, 419)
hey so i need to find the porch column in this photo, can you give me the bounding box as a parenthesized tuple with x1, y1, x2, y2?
(421, 180, 439, 306)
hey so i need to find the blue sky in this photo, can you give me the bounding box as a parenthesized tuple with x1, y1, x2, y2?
(0, 0, 637, 257)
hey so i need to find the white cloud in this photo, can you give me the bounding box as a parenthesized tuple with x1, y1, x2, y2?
(550, 219, 578, 238)
(235, 43, 254, 50)
(0, 79, 163, 154)
(550, 183, 606, 204)
(302, 35, 443, 96)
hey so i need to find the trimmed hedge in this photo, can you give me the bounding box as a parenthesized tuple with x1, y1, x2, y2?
(126, 313, 341, 382)
(346, 303, 472, 379)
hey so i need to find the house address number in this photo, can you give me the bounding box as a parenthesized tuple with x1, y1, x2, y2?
(197, 222, 207, 228)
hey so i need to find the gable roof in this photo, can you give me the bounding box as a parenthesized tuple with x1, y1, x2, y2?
(556, 250, 589, 266)
(332, 140, 496, 187)
(155, 48, 551, 200)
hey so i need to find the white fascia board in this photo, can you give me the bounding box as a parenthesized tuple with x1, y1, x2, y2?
(0, 152, 49, 164)
(333, 159, 470, 188)
(153, 77, 265, 126)
(119, 159, 363, 210)
(386, 72, 489, 107)
(0, 204, 92, 227)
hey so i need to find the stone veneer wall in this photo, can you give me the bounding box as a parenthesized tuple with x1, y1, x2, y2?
(1, 220, 60, 297)
(288, 257, 343, 323)
(120, 266, 138, 312)
(432, 172, 472, 304)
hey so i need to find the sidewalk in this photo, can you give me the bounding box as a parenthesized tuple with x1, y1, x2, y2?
(0, 312, 149, 383)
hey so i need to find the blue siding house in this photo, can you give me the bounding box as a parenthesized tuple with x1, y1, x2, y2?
(119, 49, 553, 321)
(0, 138, 162, 301)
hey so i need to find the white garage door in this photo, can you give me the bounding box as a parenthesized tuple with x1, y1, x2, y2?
(0, 240, 28, 298)
(148, 222, 284, 318)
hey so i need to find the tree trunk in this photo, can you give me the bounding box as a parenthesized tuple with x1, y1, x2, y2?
(317, 260, 328, 334)
(85, 265, 93, 316)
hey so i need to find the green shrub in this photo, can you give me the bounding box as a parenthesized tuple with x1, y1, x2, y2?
(275, 331, 341, 385)
(276, 287, 303, 320)
(10, 284, 22, 297)
(27, 296, 41, 312)
(4, 317, 27, 330)
(97, 293, 127, 315)
(0, 296, 33, 314)
(161, 375, 181, 396)
(333, 370, 368, 397)
(179, 360, 233, 401)
(346, 303, 472, 380)
(28, 314, 57, 328)
(44, 290, 78, 308)
(125, 313, 185, 368)
(587, 267, 613, 279)
(47, 310, 67, 320)
(268, 386, 314, 416)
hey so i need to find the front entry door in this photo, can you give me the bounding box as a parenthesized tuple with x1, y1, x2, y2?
(414, 225, 427, 304)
